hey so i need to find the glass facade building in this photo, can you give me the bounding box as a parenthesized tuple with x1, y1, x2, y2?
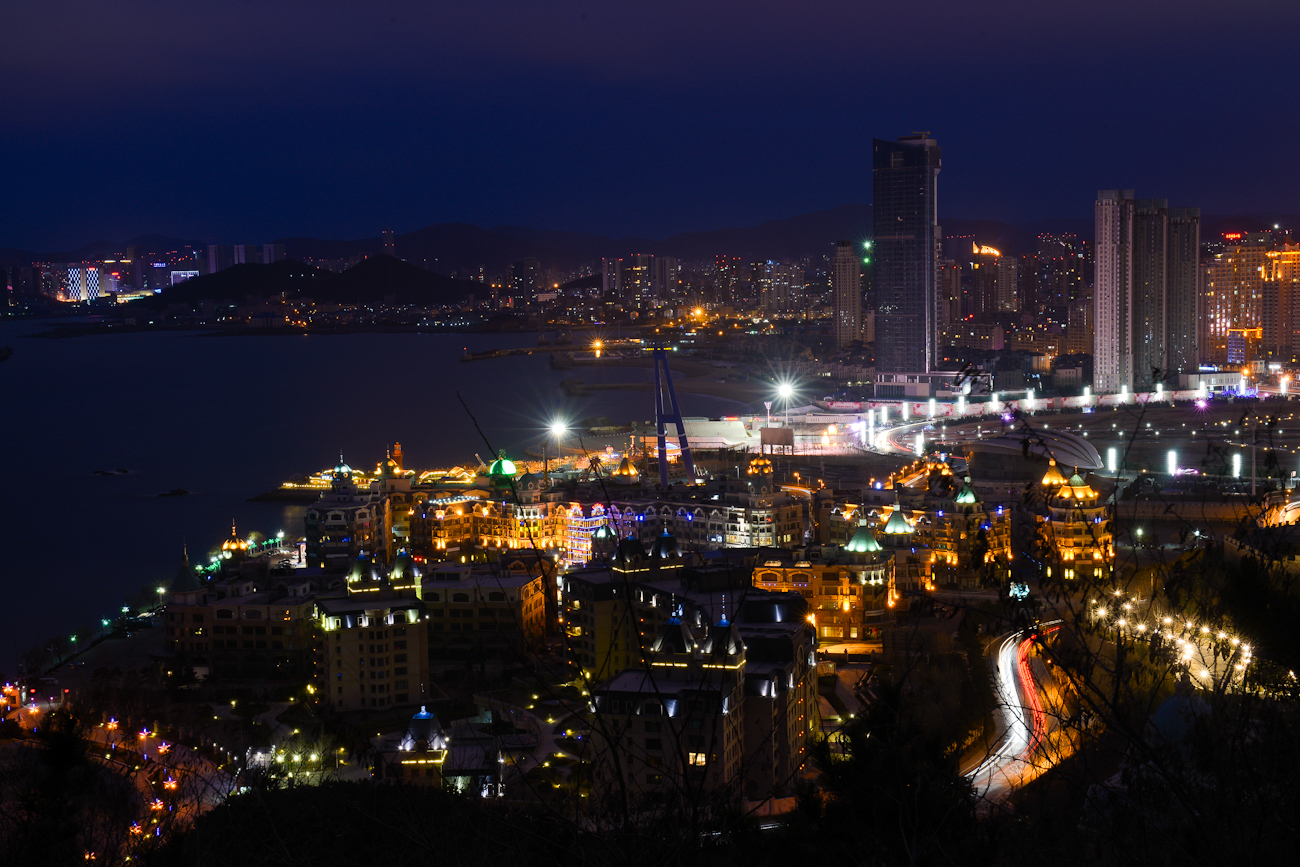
(873, 135, 942, 375)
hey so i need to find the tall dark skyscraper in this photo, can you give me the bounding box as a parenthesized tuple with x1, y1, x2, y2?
(873, 135, 941, 376)
(1165, 208, 1201, 374)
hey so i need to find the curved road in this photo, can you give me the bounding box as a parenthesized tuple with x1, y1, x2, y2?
(964, 623, 1060, 799)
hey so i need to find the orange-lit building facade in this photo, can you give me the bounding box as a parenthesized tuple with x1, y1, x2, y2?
(1039, 463, 1113, 581)
(1202, 241, 1300, 364)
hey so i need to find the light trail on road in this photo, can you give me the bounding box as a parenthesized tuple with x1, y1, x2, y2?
(967, 623, 1060, 799)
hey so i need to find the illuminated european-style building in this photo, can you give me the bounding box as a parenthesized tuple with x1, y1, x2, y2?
(610, 459, 804, 550)
(911, 475, 1013, 590)
(1039, 462, 1112, 581)
(305, 459, 377, 570)
(375, 706, 449, 787)
(407, 453, 567, 561)
(374, 445, 416, 563)
(751, 527, 894, 641)
(560, 534, 684, 683)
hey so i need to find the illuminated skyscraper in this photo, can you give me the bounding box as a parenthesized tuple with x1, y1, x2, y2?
(832, 241, 861, 346)
(996, 255, 1019, 312)
(1036, 234, 1085, 311)
(620, 254, 654, 309)
(510, 257, 540, 303)
(1094, 191, 1133, 392)
(1095, 191, 1199, 392)
(873, 135, 941, 373)
(1203, 236, 1300, 364)
(1130, 199, 1168, 387)
(970, 244, 1002, 319)
(759, 261, 805, 313)
(937, 258, 961, 342)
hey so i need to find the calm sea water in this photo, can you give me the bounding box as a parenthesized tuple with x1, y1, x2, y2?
(0, 321, 749, 670)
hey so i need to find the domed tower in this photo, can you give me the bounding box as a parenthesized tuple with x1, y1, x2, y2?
(221, 521, 249, 561)
(844, 518, 884, 555)
(171, 541, 204, 606)
(1041, 458, 1067, 488)
(590, 523, 619, 559)
(330, 454, 359, 496)
(515, 470, 542, 504)
(955, 476, 978, 506)
(347, 552, 374, 582)
(611, 454, 641, 486)
(389, 549, 419, 580)
(399, 705, 448, 754)
(882, 491, 914, 537)
(650, 529, 681, 560)
(1044, 468, 1112, 581)
(487, 450, 517, 490)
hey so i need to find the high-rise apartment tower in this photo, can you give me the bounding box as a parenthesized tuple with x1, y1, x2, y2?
(873, 135, 942, 373)
(832, 241, 861, 347)
(1094, 190, 1200, 393)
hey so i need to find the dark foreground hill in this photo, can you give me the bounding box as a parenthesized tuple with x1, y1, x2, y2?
(138, 255, 481, 307)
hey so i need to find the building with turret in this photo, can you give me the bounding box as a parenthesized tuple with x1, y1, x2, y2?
(165, 534, 321, 682)
(751, 527, 894, 641)
(1039, 463, 1112, 581)
(589, 602, 748, 806)
(374, 445, 416, 563)
(305, 458, 377, 569)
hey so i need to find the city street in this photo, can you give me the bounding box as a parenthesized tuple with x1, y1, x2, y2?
(964, 624, 1063, 801)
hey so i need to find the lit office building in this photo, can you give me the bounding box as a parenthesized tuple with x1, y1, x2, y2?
(832, 240, 862, 347)
(874, 134, 941, 375)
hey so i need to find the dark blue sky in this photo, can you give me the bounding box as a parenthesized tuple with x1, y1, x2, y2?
(3, 0, 1298, 250)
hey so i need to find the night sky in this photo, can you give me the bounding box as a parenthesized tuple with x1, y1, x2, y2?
(4, 1, 1298, 251)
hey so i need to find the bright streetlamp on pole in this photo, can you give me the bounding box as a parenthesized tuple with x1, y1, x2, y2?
(778, 382, 794, 424)
(547, 419, 568, 482)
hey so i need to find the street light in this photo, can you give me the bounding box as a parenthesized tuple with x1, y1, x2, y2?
(546, 420, 568, 480)
(777, 382, 794, 424)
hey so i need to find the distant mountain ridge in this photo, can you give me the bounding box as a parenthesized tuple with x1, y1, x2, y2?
(7, 208, 1300, 276)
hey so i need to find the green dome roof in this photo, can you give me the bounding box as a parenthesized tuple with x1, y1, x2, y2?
(845, 520, 883, 553)
(487, 450, 517, 478)
(955, 476, 978, 504)
(883, 491, 913, 535)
